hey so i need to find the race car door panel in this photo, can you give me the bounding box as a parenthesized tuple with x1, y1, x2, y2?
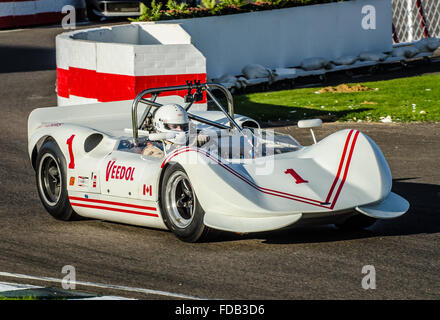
(99, 151, 162, 201)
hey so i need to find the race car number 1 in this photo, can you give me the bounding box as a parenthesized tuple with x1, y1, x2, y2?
(66, 134, 75, 169)
(285, 168, 308, 184)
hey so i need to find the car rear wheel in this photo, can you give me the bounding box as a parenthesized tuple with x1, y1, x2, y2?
(160, 164, 212, 242)
(36, 140, 79, 221)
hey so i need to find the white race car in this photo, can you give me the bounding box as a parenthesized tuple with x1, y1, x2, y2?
(28, 83, 409, 242)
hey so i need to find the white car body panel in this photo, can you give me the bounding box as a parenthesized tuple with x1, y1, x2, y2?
(28, 96, 409, 234)
(356, 192, 410, 219)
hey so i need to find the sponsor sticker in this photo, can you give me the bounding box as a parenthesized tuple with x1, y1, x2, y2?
(106, 160, 135, 182)
(77, 176, 89, 187)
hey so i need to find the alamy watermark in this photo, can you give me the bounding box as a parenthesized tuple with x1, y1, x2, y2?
(61, 5, 76, 30)
(361, 5, 376, 30)
(361, 265, 376, 290)
(61, 265, 76, 290)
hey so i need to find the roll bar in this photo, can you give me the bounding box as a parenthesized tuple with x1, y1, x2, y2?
(131, 82, 242, 140)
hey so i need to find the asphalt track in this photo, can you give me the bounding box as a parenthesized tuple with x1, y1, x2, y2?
(0, 23, 439, 300)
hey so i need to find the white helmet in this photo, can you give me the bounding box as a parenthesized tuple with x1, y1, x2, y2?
(153, 104, 189, 144)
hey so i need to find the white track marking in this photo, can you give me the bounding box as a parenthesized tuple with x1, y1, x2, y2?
(0, 272, 208, 300)
(0, 29, 25, 34)
(0, 281, 42, 292)
(0, 280, 133, 300)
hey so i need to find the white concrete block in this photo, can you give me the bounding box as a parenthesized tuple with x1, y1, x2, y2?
(185, 66, 206, 74)
(84, 28, 113, 42)
(188, 103, 208, 112)
(56, 35, 72, 70)
(67, 40, 97, 70)
(138, 24, 191, 45)
(57, 95, 71, 106)
(65, 94, 99, 105)
(164, 66, 188, 75)
(96, 43, 135, 75)
(133, 44, 206, 76)
(109, 24, 139, 45)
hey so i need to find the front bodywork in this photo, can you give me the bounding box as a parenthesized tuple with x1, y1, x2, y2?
(160, 128, 408, 233)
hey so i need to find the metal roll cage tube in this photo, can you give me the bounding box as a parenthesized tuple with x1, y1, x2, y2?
(131, 83, 242, 141)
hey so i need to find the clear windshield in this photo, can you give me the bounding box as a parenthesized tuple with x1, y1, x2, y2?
(197, 128, 301, 160)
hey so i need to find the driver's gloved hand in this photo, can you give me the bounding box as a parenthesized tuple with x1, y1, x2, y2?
(196, 134, 210, 147)
(142, 143, 165, 158)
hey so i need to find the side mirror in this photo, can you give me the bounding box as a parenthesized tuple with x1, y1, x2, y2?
(297, 119, 322, 129)
(298, 119, 322, 144)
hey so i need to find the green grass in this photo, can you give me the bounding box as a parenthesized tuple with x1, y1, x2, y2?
(0, 295, 36, 300)
(233, 74, 440, 123)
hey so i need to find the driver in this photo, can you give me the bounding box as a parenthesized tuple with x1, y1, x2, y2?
(143, 104, 209, 158)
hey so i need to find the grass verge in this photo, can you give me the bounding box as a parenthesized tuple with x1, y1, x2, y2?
(233, 74, 440, 123)
(0, 295, 36, 300)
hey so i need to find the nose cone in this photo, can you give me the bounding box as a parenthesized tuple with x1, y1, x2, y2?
(289, 129, 393, 211)
(331, 130, 392, 210)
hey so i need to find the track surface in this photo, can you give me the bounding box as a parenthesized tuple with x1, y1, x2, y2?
(0, 23, 439, 300)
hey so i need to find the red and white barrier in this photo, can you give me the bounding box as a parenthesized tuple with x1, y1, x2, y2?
(0, 0, 85, 29)
(56, 24, 207, 108)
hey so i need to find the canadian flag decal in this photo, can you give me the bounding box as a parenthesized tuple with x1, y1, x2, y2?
(143, 184, 152, 196)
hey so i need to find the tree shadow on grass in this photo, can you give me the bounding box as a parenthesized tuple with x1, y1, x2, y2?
(230, 94, 374, 126)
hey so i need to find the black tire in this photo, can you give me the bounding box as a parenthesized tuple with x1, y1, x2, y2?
(86, 2, 101, 22)
(36, 140, 79, 221)
(335, 213, 377, 231)
(160, 163, 212, 242)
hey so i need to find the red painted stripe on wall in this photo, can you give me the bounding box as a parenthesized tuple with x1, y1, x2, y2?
(0, 9, 85, 29)
(56, 68, 69, 98)
(57, 67, 207, 103)
(0, 16, 14, 29)
(68, 67, 99, 99)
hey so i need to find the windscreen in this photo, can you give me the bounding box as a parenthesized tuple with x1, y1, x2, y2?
(197, 128, 302, 160)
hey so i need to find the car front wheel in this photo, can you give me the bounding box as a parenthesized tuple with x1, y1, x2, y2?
(160, 164, 212, 242)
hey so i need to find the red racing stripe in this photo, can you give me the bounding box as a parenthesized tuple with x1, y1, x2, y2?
(330, 130, 360, 209)
(70, 202, 158, 217)
(69, 196, 157, 211)
(325, 129, 354, 203)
